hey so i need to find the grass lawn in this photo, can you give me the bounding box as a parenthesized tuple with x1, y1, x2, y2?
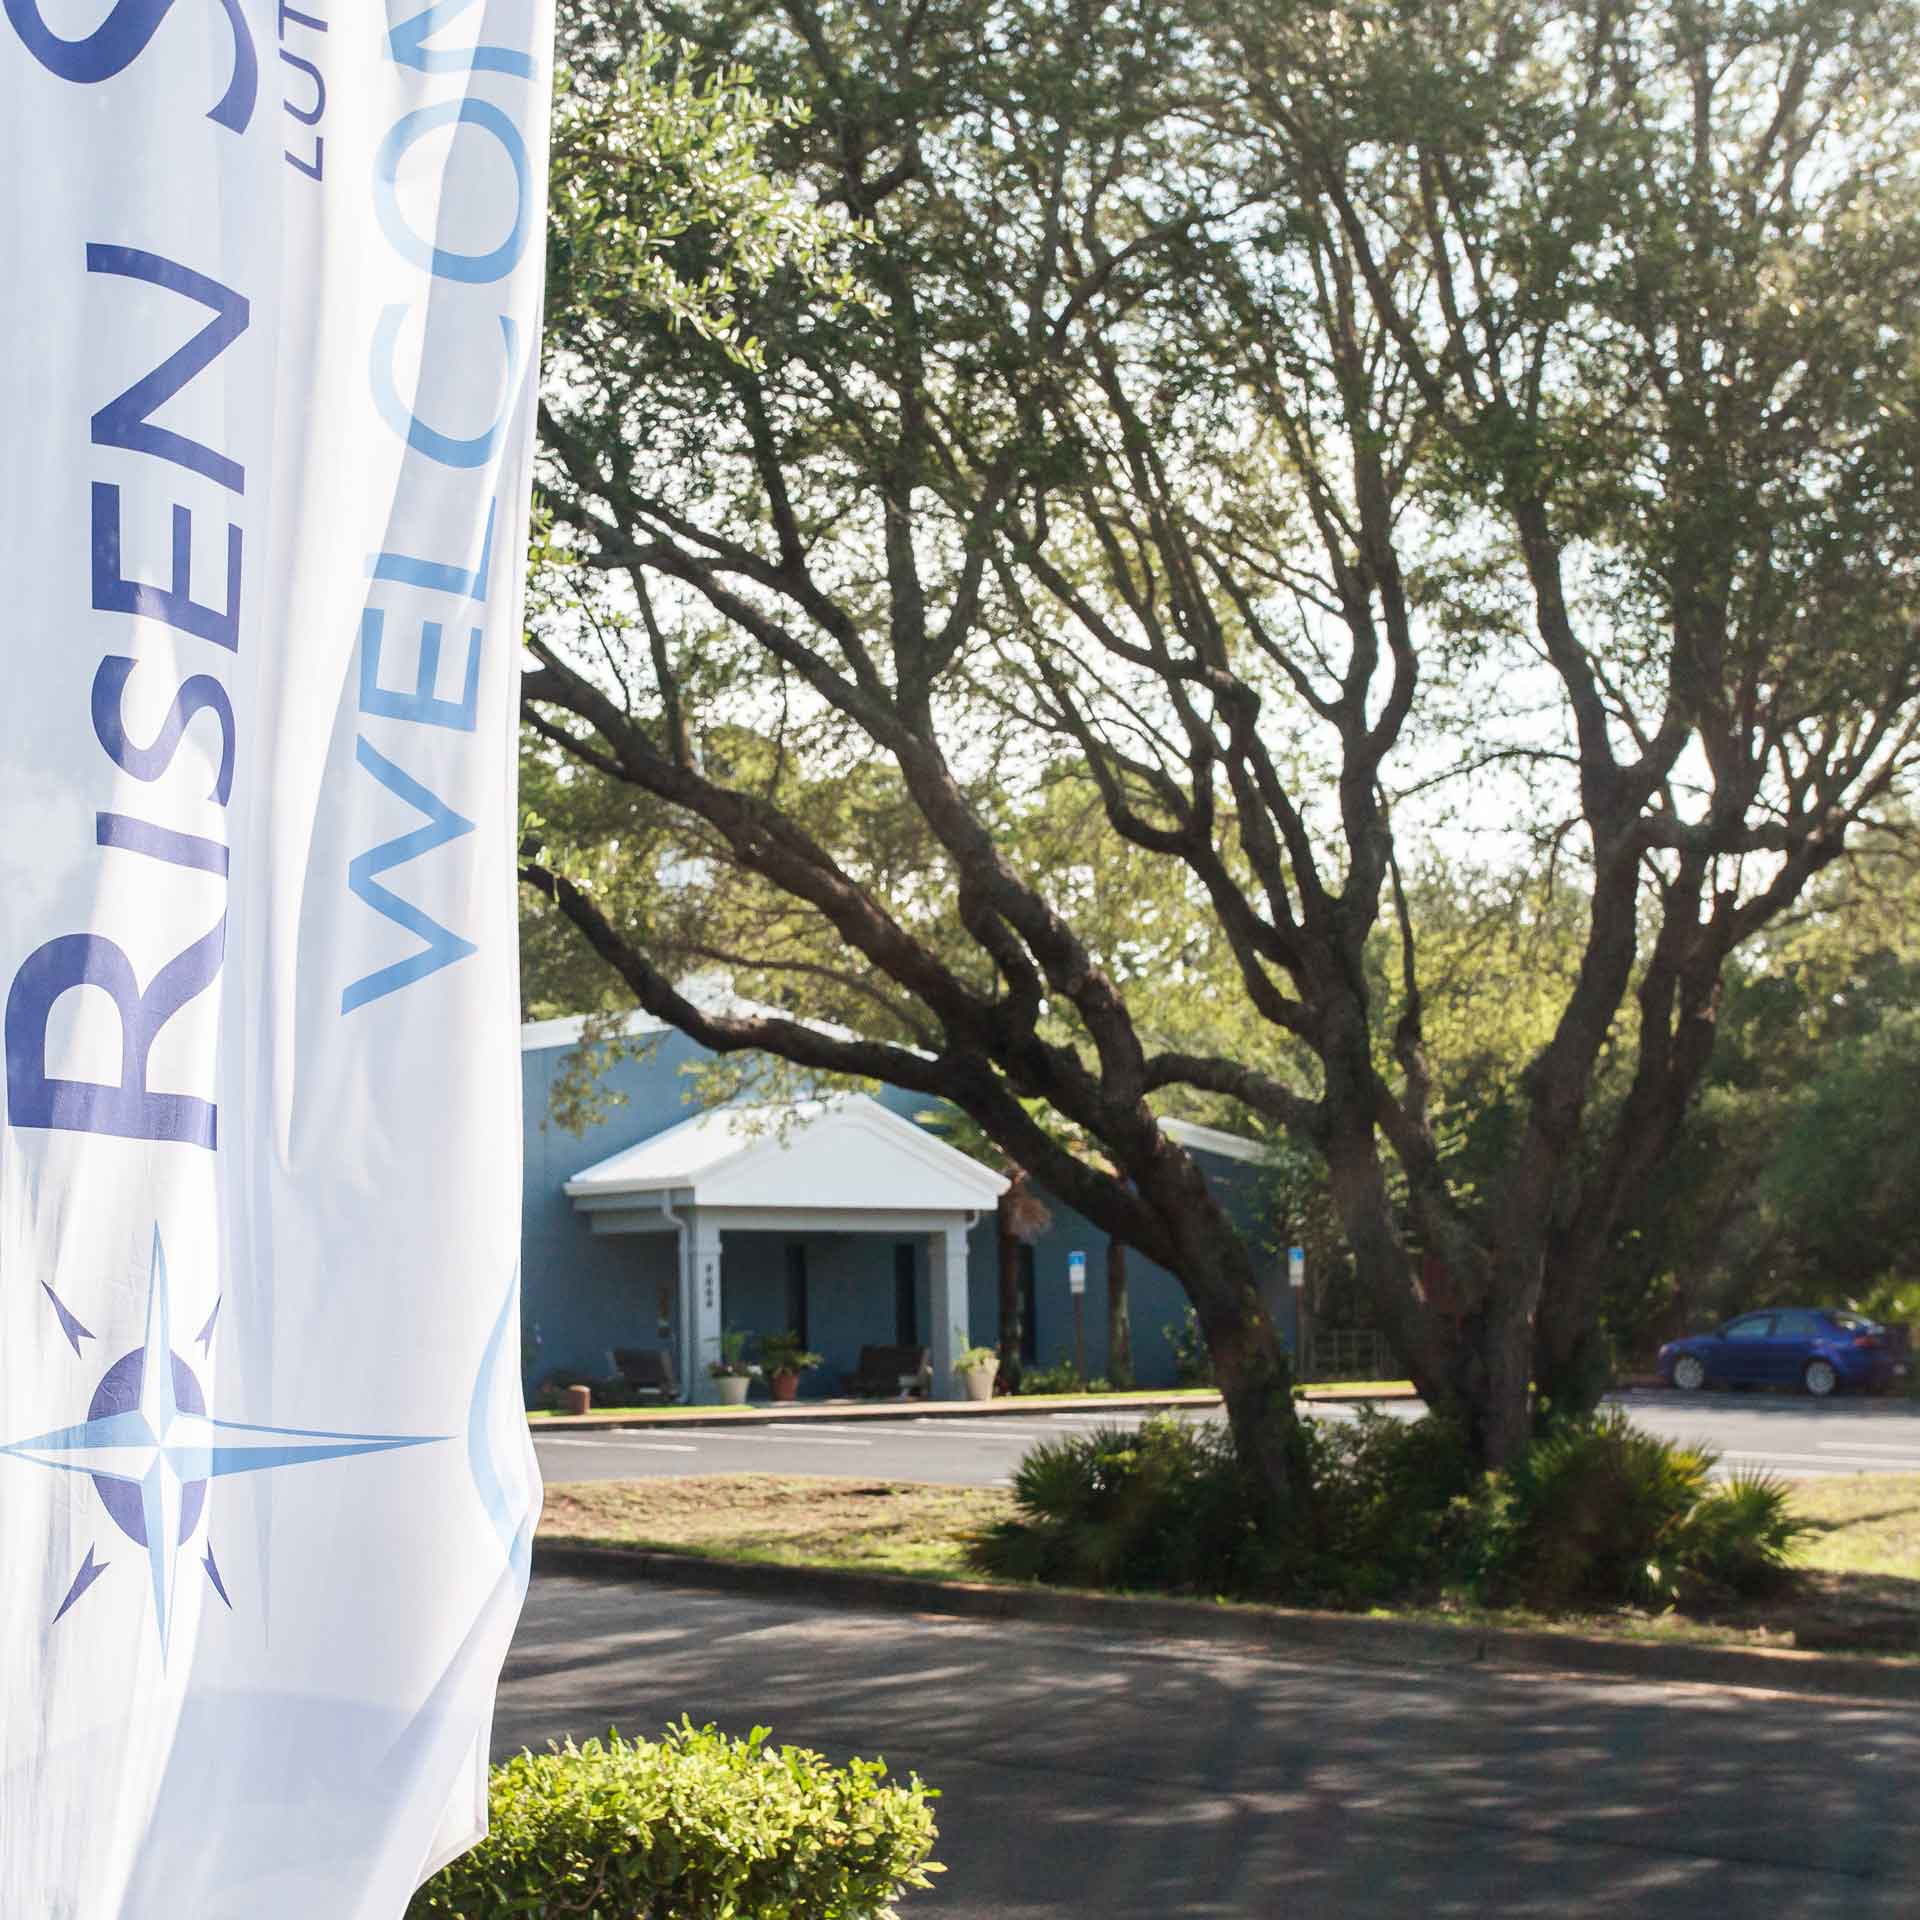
(1791, 1473, 1920, 1579)
(539, 1471, 1920, 1657)
(541, 1475, 1012, 1579)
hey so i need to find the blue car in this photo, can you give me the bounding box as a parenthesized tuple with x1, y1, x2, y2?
(1659, 1309, 1904, 1398)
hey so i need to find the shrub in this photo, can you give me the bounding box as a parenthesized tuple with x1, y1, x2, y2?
(1483, 1407, 1716, 1608)
(1014, 1361, 1087, 1395)
(1164, 1307, 1214, 1387)
(408, 1723, 941, 1920)
(1300, 1408, 1475, 1604)
(1679, 1468, 1809, 1596)
(967, 1416, 1280, 1593)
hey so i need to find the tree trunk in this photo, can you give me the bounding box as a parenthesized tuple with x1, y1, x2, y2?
(1190, 1256, 1310, 1523)
(996, 1198, 1024, 1390)
(1138, 1152, 1312, 1520)
(1319, 1105, 1543, 1470)
(1105, 1238, 1133, 1388)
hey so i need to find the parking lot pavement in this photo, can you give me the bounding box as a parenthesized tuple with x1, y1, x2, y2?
(498, 1573, 1920, 1919)
(533, 1391, 1920, 1489)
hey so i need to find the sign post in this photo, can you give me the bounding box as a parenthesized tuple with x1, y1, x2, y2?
(1289, 1246, 1308, 1379)
(1068, 1249, 1087, 1381)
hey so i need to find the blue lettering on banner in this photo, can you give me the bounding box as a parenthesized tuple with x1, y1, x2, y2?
(342, 2, 540, 1013)
(341, 739, 477, 1014)
(92, 657, 237, 805)
(359, 610, 481, 732)
(91, 488, 242, 650)
(369, 307, 521, 468)
(387, 0, 538, 78)
(369, 497, 495, 601)
(279, 0, 329, 180)
(5, 919, 227, 1148)
(2, 0, 258, 131)
(87, 247, 250, 493)
(373, 99, 532, 285)
(4, 249, 249, 1148)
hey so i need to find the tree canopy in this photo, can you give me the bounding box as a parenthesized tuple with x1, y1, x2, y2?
(521, 0, 1920, 1484)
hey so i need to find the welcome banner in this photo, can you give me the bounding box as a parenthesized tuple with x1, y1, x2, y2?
(0, 2, 550, 1912)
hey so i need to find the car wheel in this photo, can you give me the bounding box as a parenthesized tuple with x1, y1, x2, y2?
(1672, 1354, 1706, 1393)
(1804, 1357, 1839, 1399)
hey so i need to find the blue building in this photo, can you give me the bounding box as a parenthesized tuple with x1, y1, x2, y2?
(521, 1012, 1294, 1402)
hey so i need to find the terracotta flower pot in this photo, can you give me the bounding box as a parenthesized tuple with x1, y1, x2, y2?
(770, 1368, 800, 1402)
(564, 1384, 592, 1417)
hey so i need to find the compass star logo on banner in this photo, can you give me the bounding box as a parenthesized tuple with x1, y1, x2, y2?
(1, 1227, 441, 1658)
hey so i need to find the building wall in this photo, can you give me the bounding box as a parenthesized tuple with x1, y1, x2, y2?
(521, 1030, 708, 1391)
(520, 1025, 1297, 1400)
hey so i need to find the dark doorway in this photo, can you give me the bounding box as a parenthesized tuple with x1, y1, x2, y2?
(784, 1243, 809, 1348)
(893, 1242, 918, 1346)
(1020, 1243, 1038, 1365)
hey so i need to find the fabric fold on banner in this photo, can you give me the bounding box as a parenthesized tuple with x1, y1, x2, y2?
(0, 3, 553, 1913)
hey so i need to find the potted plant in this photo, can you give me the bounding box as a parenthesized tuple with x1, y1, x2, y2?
(758, 1330, 824, 1403)
(952, 1339, 1000, 1402)
(707, 1329, 758, 1406)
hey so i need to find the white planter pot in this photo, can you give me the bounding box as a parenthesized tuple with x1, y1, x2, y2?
(958, 1366, 997, 1402)
(713, 1374, 751, 1405)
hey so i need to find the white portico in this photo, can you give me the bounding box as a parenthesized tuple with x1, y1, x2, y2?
(563, 1095, 1008, 1402)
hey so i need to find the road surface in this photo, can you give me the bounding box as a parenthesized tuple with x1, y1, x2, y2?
(533, 1389, 1920, 1489)
(497, 1573, 1920, 1918)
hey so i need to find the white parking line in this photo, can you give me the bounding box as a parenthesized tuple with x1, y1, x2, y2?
(1722, 1448, 1920, 1471)
(533, 1437, 699, 1454)
(909, 1420, 1066, 1438)
(690, 1432, 875, 1448)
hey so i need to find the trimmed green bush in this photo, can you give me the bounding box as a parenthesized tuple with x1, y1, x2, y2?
(1014, 1362, 1111, 1395)
(967, 1415, 1278, 1593)
(407, 1722, 941, 1920)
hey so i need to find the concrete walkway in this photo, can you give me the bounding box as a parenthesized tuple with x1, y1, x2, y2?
(500, 1573, 1920, 1919)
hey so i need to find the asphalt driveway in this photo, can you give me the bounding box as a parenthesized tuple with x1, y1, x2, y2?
(532, 1390, 1920, 1489)
(497, 1573, 1920, 1918)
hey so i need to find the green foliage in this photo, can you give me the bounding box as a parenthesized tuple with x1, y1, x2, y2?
(973, 1406, 1802, 1616)
(710, 1329, 756, 1379)
(758, 1330, 824, 1375)
(1164, 1308, 1215, 1388)
(1014, 1362, 1089, 1395)
(1682, 1470, 1810, 1598)
(407, 1723, 940, 1920)
(1488, 1409, 1713, 1607)
(968, 1417, 1281, 1594)
(1299, 1409, 1476, 1605)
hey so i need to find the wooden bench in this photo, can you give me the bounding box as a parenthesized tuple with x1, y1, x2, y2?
(843, 1344, 929, 1400)
(610, 1346, 680, 1402)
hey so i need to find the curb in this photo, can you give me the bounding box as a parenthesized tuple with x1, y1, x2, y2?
(529, 1540, 1920, 1708)
(529, 1386, 1417, 1435)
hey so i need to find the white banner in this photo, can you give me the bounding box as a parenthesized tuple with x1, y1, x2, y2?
(0, 2, 551, 1913)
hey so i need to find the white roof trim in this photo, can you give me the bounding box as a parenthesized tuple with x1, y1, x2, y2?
(1161, 1116, 1268, 1165)
(565, 1093, 1009, 1213)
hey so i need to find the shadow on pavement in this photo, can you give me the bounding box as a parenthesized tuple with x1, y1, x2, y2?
(496, 1574, 1920, 1919)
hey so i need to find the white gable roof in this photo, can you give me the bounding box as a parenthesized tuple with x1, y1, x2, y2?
(564, 1094, 1009, 1214)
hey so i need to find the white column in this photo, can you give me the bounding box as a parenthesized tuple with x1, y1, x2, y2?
(687, 1217, 724, 1404)
(927, 1220, 970, 1401)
